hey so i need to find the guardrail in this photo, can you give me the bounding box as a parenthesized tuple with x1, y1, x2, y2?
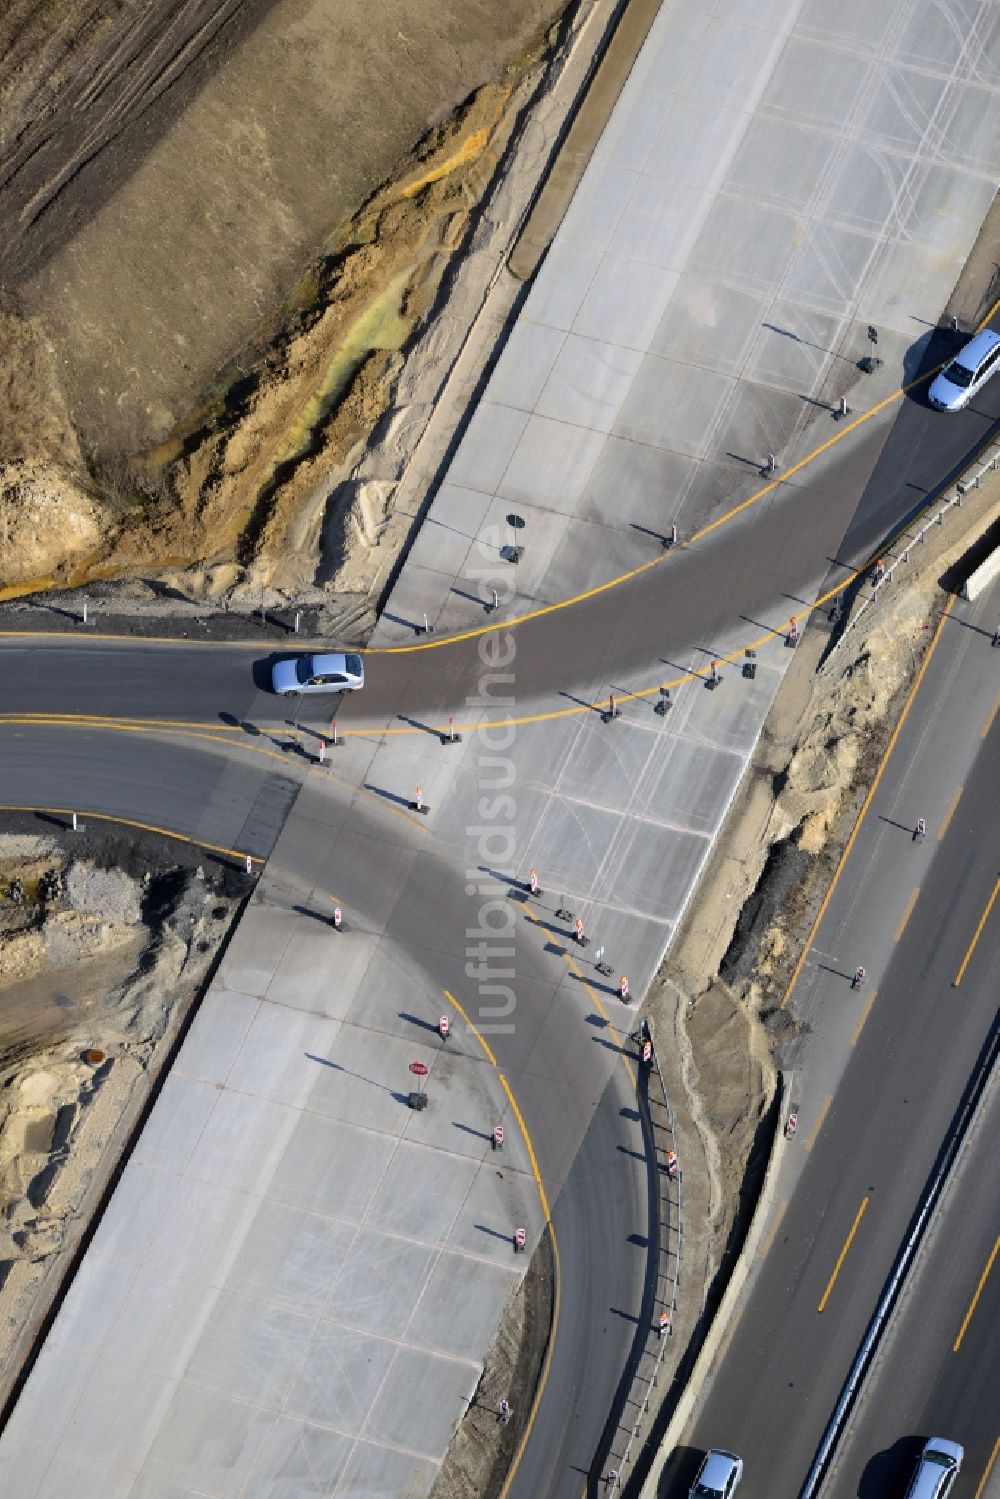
(605, 1027, 683, 1491)
(800, 1021, 998, 1497)
(829, 440, 1000, 655)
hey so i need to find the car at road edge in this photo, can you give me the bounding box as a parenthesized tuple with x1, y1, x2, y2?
(271, 652, 365, 696)
(903, 1436, 964, 1499)
(927, 327, 1000, 411)
(689, 1448, 743, 1498)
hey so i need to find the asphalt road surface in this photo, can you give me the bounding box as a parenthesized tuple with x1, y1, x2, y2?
(0, 347, 998, 1497)
(823, 1073, 999, 1499)
(3, 361, 999, 744)
(678, 592, 1000, 1499)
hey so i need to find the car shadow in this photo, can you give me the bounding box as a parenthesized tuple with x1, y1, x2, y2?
(858, 1435, 924, 1498)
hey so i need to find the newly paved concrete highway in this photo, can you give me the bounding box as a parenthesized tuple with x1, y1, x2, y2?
(676, 587, 1000, 1498)
(2, 0, 1000, 1495)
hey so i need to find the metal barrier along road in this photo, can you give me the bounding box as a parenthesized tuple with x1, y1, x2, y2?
(604, 1025, 683, 1491)
(831, 440, 1000, 655)
(800, 1020, 999, 1497)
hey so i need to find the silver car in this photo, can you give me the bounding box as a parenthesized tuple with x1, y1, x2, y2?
(690, 1449, 743, 1498)
(271, 652, 365, 696)
(927, 328, 1000, 411)
(903, 1437, 963, 1499)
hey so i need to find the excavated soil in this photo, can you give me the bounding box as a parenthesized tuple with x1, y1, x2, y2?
(0, 0, 568, 598)
(0, 822, 252, 1407)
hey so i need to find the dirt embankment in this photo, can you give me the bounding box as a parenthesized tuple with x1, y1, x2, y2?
(0, 0, 568, 597)
(0, 829, 249, 1402)
(641, 478, 1000, 1375)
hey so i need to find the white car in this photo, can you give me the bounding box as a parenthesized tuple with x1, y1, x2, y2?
(271, 652, 365, 696)
(927, 328, 1000, 411)
(903, 1437, 963, 1499)
(690, 1449, 743, 1498)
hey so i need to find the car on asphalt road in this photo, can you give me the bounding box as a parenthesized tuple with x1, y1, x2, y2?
(689, 1448, 743, 1498)
(903, 1437, 964, 1499)
(927, 327, 1000, 411)
(271, 652, 365, 696)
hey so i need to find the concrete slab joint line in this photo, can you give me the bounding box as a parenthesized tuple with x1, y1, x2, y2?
(638, 1074, 789, 1499)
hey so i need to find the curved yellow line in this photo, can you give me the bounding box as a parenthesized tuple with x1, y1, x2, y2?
(0, 805, 260, 864)
(497, 1075, 560, 1499)
(369, 368, 937, 657)
(0, 718, 430, 835)
(442, 985, 560, 1499)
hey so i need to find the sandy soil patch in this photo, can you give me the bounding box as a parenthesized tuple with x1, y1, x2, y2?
(0, 827, 250, 1404)
(0, 0, 569, 594)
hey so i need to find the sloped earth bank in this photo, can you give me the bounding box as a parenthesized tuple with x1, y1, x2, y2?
(0, 0, 588, 606)
(622, 477, 1000, 1475)
(0, 823, 252, 1407)
(425, 496, 1000, 1494)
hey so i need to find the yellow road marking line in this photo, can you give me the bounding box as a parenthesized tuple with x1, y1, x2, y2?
(0, 717, 430, 834)
(938, 784, 964, 838)
(0, 629, 269, 647)
(0, 712, 242, 731)
(973, 1434, 1000, 1499)
(818, 1197, 869, 1313)
(403, 984, 557, 1499)
(981, 691, 1000, 740)
(977, 295, 1000, 330)
(781, 595, 956, 1009)
(894, 887, 920, 943)
(953, 1234, 1000, 1353)
(759, 1199, 789, 1261)
(498, 1073, 560, 1499)
(850, 989, 878, 1047)
(370, 367, 945, 657)
(0, 805, 260, 864)
(952, 877, 1000, 987)
(444, 987, 497, 1068)
(806, 1094, 832, 1153)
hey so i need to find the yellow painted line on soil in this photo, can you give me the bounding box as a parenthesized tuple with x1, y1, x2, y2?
(817, 1197, 869, 1313)
(893, 886, 920, 943)
(781, 595, 956, 1010)
(850, 989, 878, 1047)
(952, 877, 1000, 988)
(759, 1199, 789, 1261)
(444, 987, 497, 1068)
(0, 805, 261, 865)
(981, 691, 1000, 740)
(973, 1434, 1000, 1499)
(938, 784, 964, 838)
(953, 1234, 1000, 1353)
(497, 1072, 560, 1499)
(806, 1095, 833, 1153)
